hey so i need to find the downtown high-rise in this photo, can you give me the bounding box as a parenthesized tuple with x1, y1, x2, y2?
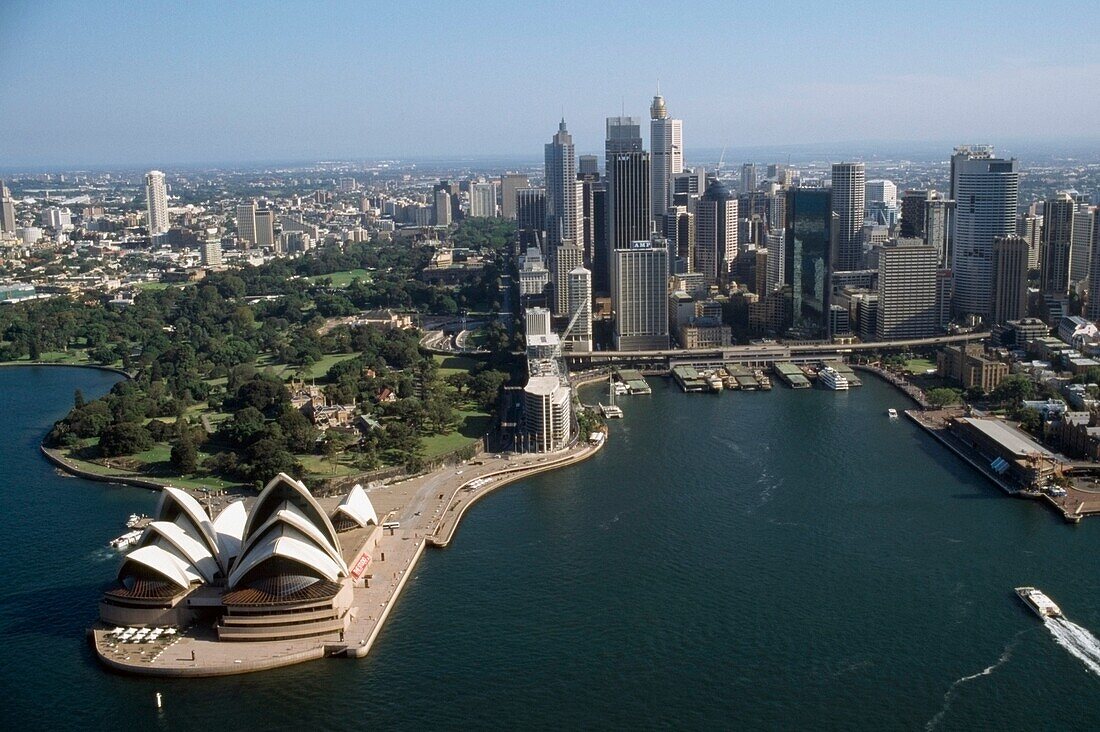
(949, 146, 1019, 319)
(649, 93, 682, 228)
(544, 119, 578, 253)
(144, 170, 169, 237)
(831, 162, 865, 271)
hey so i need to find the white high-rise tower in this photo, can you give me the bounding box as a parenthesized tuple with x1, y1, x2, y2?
(544, 119, 578, 253)
(144, 170, 169, 237)
(650, 92, 683, 228)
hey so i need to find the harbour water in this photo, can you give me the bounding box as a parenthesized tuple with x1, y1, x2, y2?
(1, 367, 1099, 730)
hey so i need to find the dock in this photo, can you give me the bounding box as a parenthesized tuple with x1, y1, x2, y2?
(671, 365, 708, 392)
(615, 368, 652, 395)
(773, 362, 811, 388)
(822, 360, 862, 386)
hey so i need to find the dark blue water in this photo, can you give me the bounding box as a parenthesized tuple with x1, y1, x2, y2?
(2, 367, 1098, 731)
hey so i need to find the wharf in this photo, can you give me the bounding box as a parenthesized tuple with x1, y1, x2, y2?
(773, 362, 811, 388)
(671, 365, 708, 392)
(615, 368, 652, 394)
(823, 360, 861, 386)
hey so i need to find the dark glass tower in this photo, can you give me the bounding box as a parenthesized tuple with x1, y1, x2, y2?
(785, 187, 832, 337)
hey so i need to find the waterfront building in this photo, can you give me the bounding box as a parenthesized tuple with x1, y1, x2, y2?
(237, 201, 257, 245)
(523, 375, 572, 452)
(499, 173, 528, 220)
(876, 238, 940, 340)
(785, 187, 832, 336)
(144, 170, 169, 237)
(650, 94, 683, 228)
(694, 179, 738, 285)
(991, 235, 1030, 324)
(544, 119, 578, 258)
(605, 116, 651, 254)
(937, 344, 1009, 393)
(950, 146, 1019, 319)
(469, 182, 498, 218)
(552, 239, 584, 317)
(564, 266, 593, 352)
(0, 181, 15, 233)
(612, 237, 669, 351)
(1041, 192, 1075, 296)
(831, 162, 865, 272)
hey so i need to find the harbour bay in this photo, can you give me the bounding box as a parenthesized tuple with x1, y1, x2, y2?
(2, 366, 1099, 730)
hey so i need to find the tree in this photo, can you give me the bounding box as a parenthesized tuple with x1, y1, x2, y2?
(1016, 407, 1042, 435)
(98, 422, 154, 457)
(218, 406, 267, 447)
(991, 374, 1036, 406)
(926, 388, 961, 408)
(73, 389, 85, 409)
(170, 427, 199, 473)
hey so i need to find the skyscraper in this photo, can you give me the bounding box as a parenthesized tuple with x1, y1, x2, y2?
(578, 155, 599, 176)
(649, 94, 682, 227)
(0, 181, 15, 234)
(612, 237, 669, 351)
(552, 240, 584, 317)
(865, 179, 898, 208)
(1017, 212, 1043, 270)
(516, 187, 547, 249)
(991, 235, 1030, 324)
(605, 116, 650, 253)
(741, 163, 757, 194)
(499, 174, 528, 220)
(237, 201, 257, 245)
(544, 119, 577, 253)
(1070, 204, 1095, 285)
(831, 162, 865, 271)
(565, 266, 593, 352)
(469, 182, 498, 218)
(433, 188, 452, 226)
(254, 206, 275, 249)
(694, 179, 738, 284)
(144, 170, 169, 237)
(1041, 192, 1075, 296)
(950, 147, 1019, 318)
(785, 187, 832, 336)
(876, 238, 940, 339)
(1087, 214, 1100, 322)
(201, 228, 223, 267)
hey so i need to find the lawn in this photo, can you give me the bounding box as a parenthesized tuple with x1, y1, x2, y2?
(434, 354, 485, 377)
(306, 269, 372, 287)
(422, 406, 490, 458)
(903, 357, 938, 374)
(256, 352, 361, 381)
(0, 349, 94, 365)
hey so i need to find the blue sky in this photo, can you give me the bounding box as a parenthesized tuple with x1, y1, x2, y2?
(1, 0, 1097, 167)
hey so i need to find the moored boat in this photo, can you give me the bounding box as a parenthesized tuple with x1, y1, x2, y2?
(818, 366, 849, 391)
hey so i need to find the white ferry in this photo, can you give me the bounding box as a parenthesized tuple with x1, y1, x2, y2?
(818, 366, 850, 391)
(1015, 586, 1064, 619)
(887, 408, 898, 419)
(109, 530, 143, 551)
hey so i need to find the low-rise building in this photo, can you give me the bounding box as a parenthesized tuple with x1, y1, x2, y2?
(937, 344, 1009, 392)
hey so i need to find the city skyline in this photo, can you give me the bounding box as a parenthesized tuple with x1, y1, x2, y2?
(2, 0, 1099, 167)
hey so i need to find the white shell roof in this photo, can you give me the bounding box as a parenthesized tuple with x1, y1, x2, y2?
(118, 545, 194, 589)
(227, 533, 346, 588)
(237, 503, 346, 573)
(334, 484, 378, 527)
(212, 500, 247, 570)
(140, 520, 219, 583)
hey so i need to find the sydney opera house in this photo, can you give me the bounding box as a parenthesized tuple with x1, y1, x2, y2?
(100, 473, 378, 642)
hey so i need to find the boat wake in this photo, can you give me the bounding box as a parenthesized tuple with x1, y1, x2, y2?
(1044, 617, 1100, 676)
(925, 633, 1021, 731)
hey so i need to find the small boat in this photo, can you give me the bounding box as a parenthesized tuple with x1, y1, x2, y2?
(1015, 586, 1063, 619)
(887, 408, 898, 419)
(125, 513, 147, 528)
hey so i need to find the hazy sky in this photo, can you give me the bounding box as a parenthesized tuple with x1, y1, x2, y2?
(2, 0, 1098, 167)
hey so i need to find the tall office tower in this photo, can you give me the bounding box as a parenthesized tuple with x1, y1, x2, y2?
(1070, 205, 1096, 284)
(831, 162, 865, 271)
(0, 181, 16, 233)
(925, 197, 954, 266)
(499, 174, 529, 219)
(577, 165, 600, 266)
(649, 94, 683, 228)
(254, 208, 275, 249)
(876, 238, 940, 339)
(433, 188, 452, 226)
(865, 179, 898, 208)
(900, 189, 932, 238)
(41, 207, 71, 230)
(236, 201, 257, 245)
(552, 240, 584, 317)
(1041, 192, 1075, 296)
(544, 119, 578, 256)
(578, 155, 599, 176)
(564, 266, 593, 352)
(144, 170, 170, 237)
(991, 235, 1030, 324)
(1017, 212, 1043, 270)
(516, 187, 547, 249)
(785, 187, 832, 336)
(524, 306, 552, 338)
(767, 190, 787, 232)
(950, 147, 1019, 318)
(673, 168, 707, 201)
(741, 163, 757, 194)
(694, 179, 738, 284)
(765, 231, 785, 292)
(469, 182, 498, 218)
(612, 236, 669, 351)
(664, 205, 695, 274)
(523, 375, 572, 453)
(590, 184, 609, 292)
(1088, 214, 1100, 322)
(605, 116, 651, 253)
(200, 229, 223, 267)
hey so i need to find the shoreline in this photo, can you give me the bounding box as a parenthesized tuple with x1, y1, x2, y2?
(0, 361, 132, 378)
